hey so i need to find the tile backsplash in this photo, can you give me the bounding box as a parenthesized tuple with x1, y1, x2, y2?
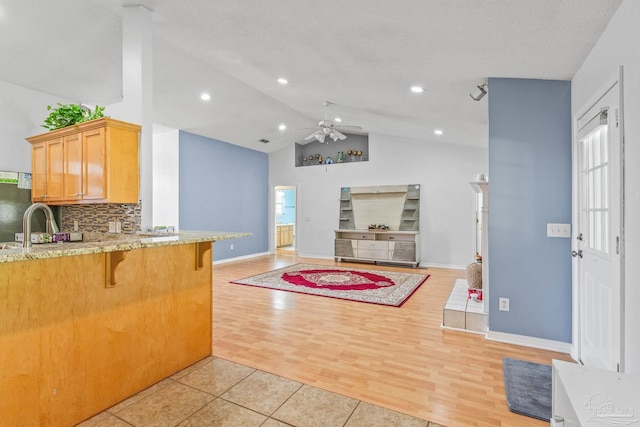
(60, 204, 141, 233)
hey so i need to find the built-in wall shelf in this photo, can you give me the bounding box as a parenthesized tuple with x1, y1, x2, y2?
(294, 133, 369, 167)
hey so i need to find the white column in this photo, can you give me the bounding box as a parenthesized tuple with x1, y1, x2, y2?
(117, 5, 154, 229)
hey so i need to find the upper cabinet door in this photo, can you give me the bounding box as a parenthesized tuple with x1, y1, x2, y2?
(45, 138, 64, 202)
(31, 141, 48, 201)
(82, 127, 106, 201)
(63, 132, 83, 201)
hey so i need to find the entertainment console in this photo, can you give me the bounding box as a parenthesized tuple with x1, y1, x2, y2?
(335, 184, 420, 267)
(334, 229, 420, 267)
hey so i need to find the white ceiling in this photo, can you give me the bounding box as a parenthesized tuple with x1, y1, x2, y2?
(0, 0, 622, 153)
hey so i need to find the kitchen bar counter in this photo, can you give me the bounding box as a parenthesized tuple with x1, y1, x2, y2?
(0, 230, 251, 263)
(0, 230, 250, 426)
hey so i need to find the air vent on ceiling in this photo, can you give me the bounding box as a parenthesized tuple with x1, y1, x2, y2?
(259, 138, 270, 143)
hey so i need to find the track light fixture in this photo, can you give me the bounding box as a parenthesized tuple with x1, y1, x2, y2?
(470, 83, 488, 101)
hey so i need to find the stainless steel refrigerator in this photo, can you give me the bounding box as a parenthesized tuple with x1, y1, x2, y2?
(0, 170, 49, 242)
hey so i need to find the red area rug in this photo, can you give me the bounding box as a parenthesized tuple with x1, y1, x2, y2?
(231, 263, 429, 307)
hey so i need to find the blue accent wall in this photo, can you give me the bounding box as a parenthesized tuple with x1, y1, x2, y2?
(179, 131, 268, 260)
(488, 78, 572, 342)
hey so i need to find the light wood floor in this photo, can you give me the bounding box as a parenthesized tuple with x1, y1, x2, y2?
(212, 253, 573, 427)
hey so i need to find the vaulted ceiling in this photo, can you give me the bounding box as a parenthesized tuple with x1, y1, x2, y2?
(0, 0, 622, 153)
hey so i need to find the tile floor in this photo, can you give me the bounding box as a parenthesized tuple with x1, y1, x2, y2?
(78, 356, 444, 427)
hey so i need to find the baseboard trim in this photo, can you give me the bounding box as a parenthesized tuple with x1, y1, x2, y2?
(299, 253, 335, 260)
(213, 251, 271, 265)
(486, 330, 572, 354)
(421, 262, 466, 270)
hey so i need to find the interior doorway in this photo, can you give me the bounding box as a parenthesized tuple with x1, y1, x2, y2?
(274, 186, 297, 254)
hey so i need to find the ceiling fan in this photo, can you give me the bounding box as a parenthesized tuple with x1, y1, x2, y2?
(303, 101, 362, 143)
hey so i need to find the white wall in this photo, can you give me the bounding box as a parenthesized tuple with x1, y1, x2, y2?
(0, 81, 74, 173)
(152, 127, 179, 229)
(572, 0, 640, 374)
(269, 133, 488, 268)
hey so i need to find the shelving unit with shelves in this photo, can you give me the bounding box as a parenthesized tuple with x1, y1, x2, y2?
(335, 184, 421, 267)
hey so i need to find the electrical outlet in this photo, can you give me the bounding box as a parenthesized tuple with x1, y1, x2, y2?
(230, 244, 234, 250)
(115, 221, 122, 233)
(108, 221, 116, 233)
(499, 297, 510, 312)
(73, 220, 79, 231)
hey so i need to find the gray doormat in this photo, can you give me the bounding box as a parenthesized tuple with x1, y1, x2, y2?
(503, 357, 552, 421)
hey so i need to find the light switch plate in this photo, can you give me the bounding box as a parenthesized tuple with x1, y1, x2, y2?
(547, 223, 571, 238)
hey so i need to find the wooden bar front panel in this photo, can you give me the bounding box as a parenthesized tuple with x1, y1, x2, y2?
(0, 242, 212, 426)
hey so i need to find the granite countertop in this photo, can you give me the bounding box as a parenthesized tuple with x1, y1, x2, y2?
(0, 230, 252, 264)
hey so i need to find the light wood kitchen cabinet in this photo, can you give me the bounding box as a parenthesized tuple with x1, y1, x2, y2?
(27, 118, 140, 204)
(31, 137, 64, 202)
(276, 224, 294, 247)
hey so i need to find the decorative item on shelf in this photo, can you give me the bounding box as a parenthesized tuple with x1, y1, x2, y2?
(474, 253, 482, 263)
(337, 151, 344, 163)
(325, 157, 334, 164)
(368, 224, 389, 230)
(317, 155, 323, 164)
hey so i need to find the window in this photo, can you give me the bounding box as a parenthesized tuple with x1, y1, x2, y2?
(579, 111, 610, 256)
(275, 190, 284, 216)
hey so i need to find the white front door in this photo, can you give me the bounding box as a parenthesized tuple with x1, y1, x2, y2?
(574, 74, 623, 371)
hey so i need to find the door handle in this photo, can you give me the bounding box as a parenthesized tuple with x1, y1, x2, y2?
(572, 249, 583, 258)
(577, 233, 583, 241)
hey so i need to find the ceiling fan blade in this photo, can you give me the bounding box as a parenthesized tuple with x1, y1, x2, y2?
(336, 125, 363, 130)
(305, 129, 323, 140)
(331, 129, 348, 140)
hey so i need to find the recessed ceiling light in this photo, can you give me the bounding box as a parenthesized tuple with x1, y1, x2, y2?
(200, 93, 211, 101)
(277, 78, 288, 85)
(278, 124, 287, 131)
(334, 117, 342, 123)
(434, 129, 443, 135)
(410, 86, 424, 93)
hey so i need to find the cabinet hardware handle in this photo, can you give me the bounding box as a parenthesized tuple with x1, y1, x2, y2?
(571, 249, 583, 258)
